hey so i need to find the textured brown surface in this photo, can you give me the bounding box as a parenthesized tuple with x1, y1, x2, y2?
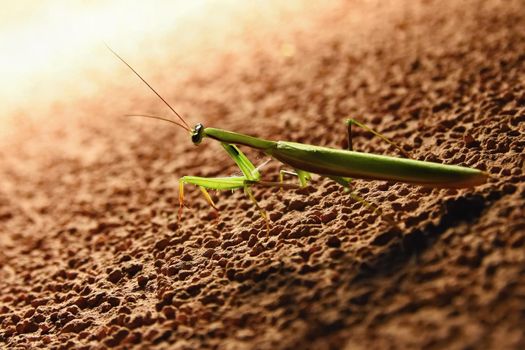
(1, 1, 525, 349)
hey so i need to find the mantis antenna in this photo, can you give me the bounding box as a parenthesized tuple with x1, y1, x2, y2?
(125, 114, 189, 131)
(105, 43, 191, 132)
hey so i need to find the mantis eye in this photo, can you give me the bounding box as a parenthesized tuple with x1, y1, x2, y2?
(191, 123, 204, 144)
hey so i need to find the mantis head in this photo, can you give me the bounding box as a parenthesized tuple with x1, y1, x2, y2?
(191, 123, 205, 145)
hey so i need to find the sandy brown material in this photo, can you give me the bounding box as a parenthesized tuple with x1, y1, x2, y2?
(1, 0, 525, 349)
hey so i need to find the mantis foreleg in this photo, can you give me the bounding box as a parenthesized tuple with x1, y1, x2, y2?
(244, 186, 269, 231)
(178, 175, 247, 219)
(178, 143, 271, 228)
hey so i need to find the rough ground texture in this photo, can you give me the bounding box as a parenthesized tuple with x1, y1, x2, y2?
(1, 0, 524, 349)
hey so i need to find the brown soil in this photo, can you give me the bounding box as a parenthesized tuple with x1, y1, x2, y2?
(1, 1, 524, 349)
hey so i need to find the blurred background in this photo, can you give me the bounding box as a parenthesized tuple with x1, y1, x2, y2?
(0, 0, 342, 139)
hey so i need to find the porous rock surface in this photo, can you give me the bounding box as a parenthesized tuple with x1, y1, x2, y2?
(1, 0, 524, 349)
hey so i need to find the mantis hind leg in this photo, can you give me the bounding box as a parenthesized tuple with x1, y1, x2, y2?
(346, 118, 411, 158)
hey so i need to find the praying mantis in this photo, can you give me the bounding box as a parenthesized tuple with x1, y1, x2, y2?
(108, 47, 488, 229)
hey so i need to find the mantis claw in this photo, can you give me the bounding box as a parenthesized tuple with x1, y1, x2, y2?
(199, 186, 219, 212)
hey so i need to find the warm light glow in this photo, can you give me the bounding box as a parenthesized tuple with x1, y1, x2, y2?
(0, 0, 213, 116)
(0, 0, 334, 133)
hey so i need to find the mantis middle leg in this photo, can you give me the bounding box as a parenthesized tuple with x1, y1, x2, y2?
(278, 169, 312, 189)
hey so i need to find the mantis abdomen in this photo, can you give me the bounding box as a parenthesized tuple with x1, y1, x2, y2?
(268, 141, 488, 189)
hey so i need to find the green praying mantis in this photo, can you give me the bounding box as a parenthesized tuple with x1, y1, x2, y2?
(108, 47, 488, 229)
